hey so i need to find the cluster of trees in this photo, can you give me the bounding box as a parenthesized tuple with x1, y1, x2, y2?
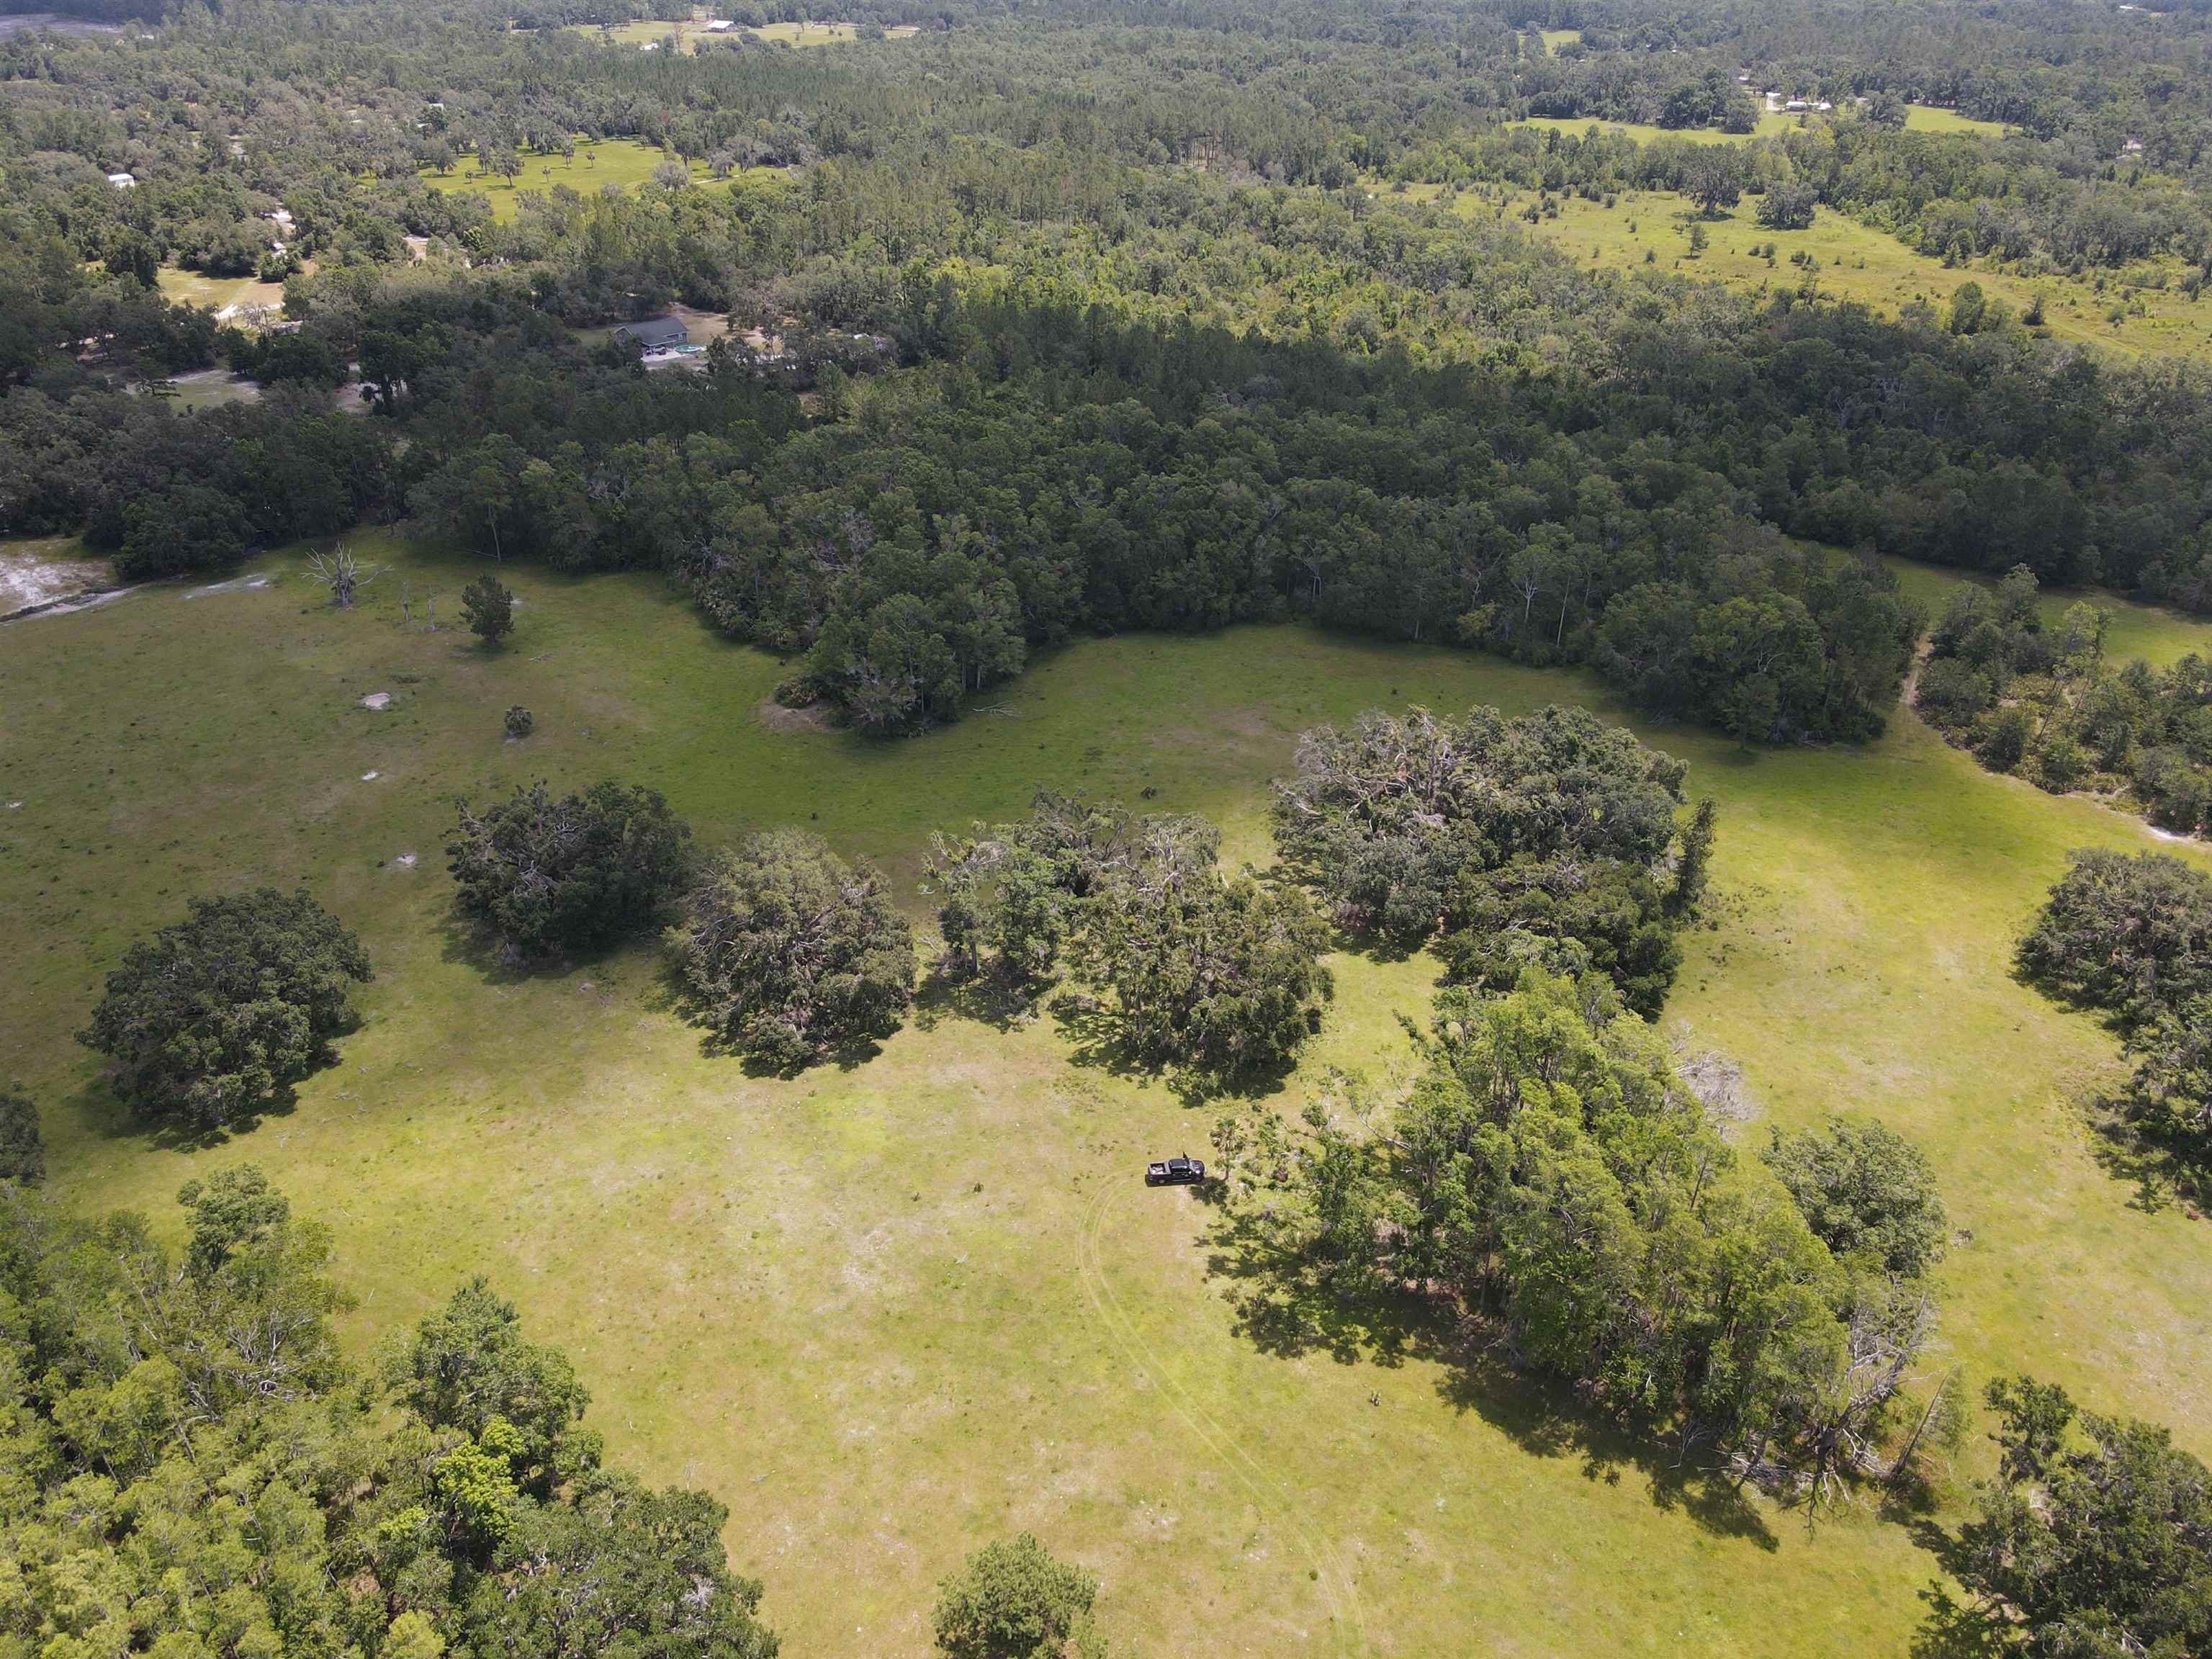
(0, 1089, 43, 1185)
(0, 1169, 782, 1659)
(1917, 567, 2212, 834)
(446, 780, 692, 960)
(0, 374, 396, 580)
(928, 794, 1334, 1085)
(444, 781, 917, 1070)
(76, 888, 374, 1133)
(2019, 849, 2212, 1194)
(1951, 1375, 2212, 1659)
(1212, 971, 1954, 1501)
(668, 829, 917, 1071)
(1272, 705, 1707, 1013)
(1439, 109, 2212, 282)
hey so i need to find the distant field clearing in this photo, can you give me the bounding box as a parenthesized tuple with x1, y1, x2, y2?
(1405, 182, 2212, 362)
(559, 17, 907, 50)
(1904, 102, 2009, 136)
(1506, 110, 1799, 145)
(418, 137, 789, 222)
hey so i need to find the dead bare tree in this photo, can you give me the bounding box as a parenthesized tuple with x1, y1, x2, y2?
(306, 543, 382, 609)
(1732, 1285, 1941, 1514)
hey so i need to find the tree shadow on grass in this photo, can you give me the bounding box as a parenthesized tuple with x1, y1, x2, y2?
(77, 1069, 305, 1151)
(1199, 1197, 1781, 1549)
(2077, 1092, 2207, 1219)
(649, 954, 892, 1078)
(912, 968, 1043, 1036)
(433, 906, 639, 988)
(1048, 993, 1298, 1110)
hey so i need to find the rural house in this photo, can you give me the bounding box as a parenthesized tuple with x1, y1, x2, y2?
(614, 315, 691, 351)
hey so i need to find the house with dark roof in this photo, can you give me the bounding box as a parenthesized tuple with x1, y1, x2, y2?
(613, 315, 690, 352)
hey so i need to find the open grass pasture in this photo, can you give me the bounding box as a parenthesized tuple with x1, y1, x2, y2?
(1422, 184, 2212, 361)
(418, 138, 779, 223)
(1537, 27, 1581, 52)
(1506, 111, 1798, 145)
(1905, 104, 2008, 137)
(4, 537, 2211, 1655)
(154, 264, 287, 316)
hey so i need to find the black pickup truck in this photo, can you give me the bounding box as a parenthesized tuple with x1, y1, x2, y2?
(1145, 1154, 1205, 1186)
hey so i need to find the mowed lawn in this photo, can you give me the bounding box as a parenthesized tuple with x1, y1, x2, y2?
(5, 536, 2211, 1656)
(1418, 183, 2212, 361)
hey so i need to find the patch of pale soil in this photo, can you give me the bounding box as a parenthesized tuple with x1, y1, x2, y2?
(157, 367, 262, 408)
(756, 696, 835, 734)
(2144, 822, 2211, 849)
(184, 573, 271, 598)
(0, 542, 113, 616)
(387, 853, 417, 869)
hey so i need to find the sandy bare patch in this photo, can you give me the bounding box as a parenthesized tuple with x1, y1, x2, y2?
(0, 539, 112, 617)
(185, 573, 271, 598)
(756, 696, 836, 734)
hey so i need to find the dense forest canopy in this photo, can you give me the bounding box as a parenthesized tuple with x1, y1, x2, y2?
(3, 0, 2211, 745)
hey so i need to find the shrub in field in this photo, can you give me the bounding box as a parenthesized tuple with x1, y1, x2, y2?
(0, 1090, 44, 1184)
(448, 781, 690, 958)
(669, 828, 915, 1071)
(79, 889, 372, 1130)
(934, 1534, 1107, 1659)
(1763, 1116, 1949, 1280)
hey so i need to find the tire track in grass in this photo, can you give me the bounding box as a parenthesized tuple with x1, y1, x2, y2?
(1078, 1182, 1369, 1657)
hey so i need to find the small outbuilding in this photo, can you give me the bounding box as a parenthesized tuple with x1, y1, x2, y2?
(106, 171, 136, 189)
(614, 315, 691, 352)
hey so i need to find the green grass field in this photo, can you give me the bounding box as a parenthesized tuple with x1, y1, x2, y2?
(1506, 112, 1798, 146)
(155, 264, 287, 315)
(1429, 185, 2212, 361)
(1537, 27, 1580, 52)
(5, 536, 2211, 1655)
(1905, 103, 2008, 137)
(1884, 553, 2212, 670)
(421, 138, 787, 223)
